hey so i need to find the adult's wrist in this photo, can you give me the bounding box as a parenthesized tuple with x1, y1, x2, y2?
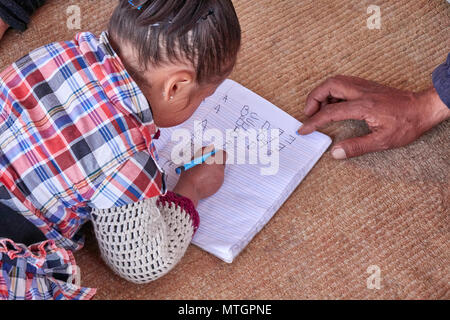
(415, 87, 450, 131)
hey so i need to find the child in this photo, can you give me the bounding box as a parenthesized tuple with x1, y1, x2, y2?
(0, 0, 241, 300)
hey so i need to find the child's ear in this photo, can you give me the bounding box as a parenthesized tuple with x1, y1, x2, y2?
(163, 70, 195, 102)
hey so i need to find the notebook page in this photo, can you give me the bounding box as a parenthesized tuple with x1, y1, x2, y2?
(154, 80, 331, 263)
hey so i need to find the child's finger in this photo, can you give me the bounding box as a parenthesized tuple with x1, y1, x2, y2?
(193, 144, 215, 159)
(206, 149, 227, 165)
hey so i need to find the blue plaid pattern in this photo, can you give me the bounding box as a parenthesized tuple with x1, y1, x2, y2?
(0, 31, 166, 299)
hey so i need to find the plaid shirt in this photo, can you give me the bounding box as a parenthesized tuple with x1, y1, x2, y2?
(0, 32, 166, 299)
(0, 238, 96, 300)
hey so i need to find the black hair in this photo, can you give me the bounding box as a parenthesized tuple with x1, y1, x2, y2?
(108, 0, 241, 84)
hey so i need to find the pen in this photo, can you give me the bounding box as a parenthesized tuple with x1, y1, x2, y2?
(175, 149, 217, 174)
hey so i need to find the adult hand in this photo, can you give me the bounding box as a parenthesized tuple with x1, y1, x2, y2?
(297, 76, 450, 159)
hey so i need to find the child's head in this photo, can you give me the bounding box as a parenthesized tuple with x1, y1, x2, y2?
(108, 0, 241, 127)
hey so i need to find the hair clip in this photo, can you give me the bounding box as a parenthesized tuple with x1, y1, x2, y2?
(199, 9, 215, 22)
(128, 0, 142, 10)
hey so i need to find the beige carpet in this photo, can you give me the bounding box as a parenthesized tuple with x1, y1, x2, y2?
(0, 0, 448, 299)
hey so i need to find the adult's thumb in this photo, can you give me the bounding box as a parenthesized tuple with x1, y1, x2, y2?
(331, 134, 380, 159)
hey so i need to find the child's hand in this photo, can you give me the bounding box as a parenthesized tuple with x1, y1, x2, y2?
(173, 146, 227, 207)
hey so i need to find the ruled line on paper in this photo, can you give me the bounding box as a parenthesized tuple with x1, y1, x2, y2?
(154, 80, 332, 263)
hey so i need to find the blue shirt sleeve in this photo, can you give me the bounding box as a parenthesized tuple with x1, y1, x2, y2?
(432, 53, 450, 109)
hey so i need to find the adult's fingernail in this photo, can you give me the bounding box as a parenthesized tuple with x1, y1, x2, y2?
(331, 147, 347, 160)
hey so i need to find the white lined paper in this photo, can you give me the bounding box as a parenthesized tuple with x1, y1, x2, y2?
(154, 80, 331, 263)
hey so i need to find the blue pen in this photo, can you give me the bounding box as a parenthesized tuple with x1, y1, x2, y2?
(175, 149, 217, 174)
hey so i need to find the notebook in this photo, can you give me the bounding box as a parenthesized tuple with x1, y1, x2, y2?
(153, 80, 331, 263)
